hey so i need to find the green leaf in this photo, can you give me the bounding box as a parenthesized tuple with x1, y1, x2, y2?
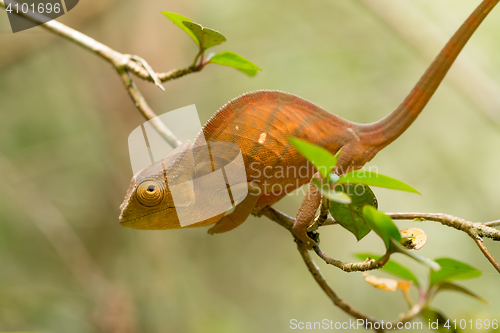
(182, 21, 204, 46)
(337, 170, 419, 194)
(201, 27, 227, 49)
(162, 13, 227, 51)
(430, 258, 482, 285)
(362, 205, 401, 249)
(162, 12, 199, 46)
(287, 137, 337, 179)
(312, 179, 351, 204)
(182, 21, 227, 50)
(208, 51, 262, 74)
(437, 282, 488, 304)
(330, 184, 377, 240)
(354, 253, 419, 285)
(421, 308, 460, 333)
(237, 68, 258, 77)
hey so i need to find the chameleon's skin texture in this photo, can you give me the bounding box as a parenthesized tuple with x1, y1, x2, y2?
(120, 0, 498, 243)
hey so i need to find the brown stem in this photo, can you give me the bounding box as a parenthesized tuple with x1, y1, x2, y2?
(386, 212, 500, 240)
(298, 243, 426, 332)
(259, 206, 294, 231)
(483, 220, 500, 227)
(0, 0, 205, 149)
(473, 238, 500, 274)
(117, 68, 182, 148)
(314, 245, 383, 272)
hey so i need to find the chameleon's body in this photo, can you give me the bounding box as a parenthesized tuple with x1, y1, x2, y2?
(120, 0, 498, 242)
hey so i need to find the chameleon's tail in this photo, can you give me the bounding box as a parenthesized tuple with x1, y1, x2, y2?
(359, 0, 499, 150)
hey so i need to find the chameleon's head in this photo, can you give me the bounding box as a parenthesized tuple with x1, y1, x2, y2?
(119, 141, 195, 230)
(119, 161, 183, 230)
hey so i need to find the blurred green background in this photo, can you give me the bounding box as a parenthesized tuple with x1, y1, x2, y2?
(1, 0, 500, 332)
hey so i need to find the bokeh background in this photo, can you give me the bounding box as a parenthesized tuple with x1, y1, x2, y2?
(1, 0, 500, 332)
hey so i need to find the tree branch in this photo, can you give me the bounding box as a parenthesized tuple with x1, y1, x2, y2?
(483, 220, 500, 227)
(298, 243, 426, 332)
(0, 1, 200, 83)
(473, 238, 500, 274)
(385, 212, 500, 241)
(321, 212, 500, 274)
(117, 67, 182, 148)
(313, 245, 384, 272)
(0, 0, 202, 148)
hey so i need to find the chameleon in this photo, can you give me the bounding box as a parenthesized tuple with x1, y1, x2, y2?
(119, 0, 498, 247)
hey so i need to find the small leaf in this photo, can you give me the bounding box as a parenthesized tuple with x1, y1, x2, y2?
(397, 280, 413, 293)
(437, 282, 488, 304)
(287, 138, 336, 179)
(400, 228, 427, 250)
(237, 68, 258, 77)
(202, 27, 227, 49)
(337, 170, 419, 194)
(162, 12, 199, 46)
(421, 308, 459, 333)
(362, 205, 401, 249)
(355, 253, 420, 285)
(182, 21, 227, 50)
(430, 258, 482, 285)
(363, 272, 399, 292)
(312, 179, 351, 204)
(209, 51, 262, 73)
(330, 184, 377, 240)
(182, 21, 204, 46)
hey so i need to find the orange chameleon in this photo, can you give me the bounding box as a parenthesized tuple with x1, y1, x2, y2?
(120, 0, 498, 248)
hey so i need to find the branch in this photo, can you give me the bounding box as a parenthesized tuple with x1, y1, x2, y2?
(473, 238, 500, 274)
(117, 67, 182, 148)
(385, 212, 500, 241)
(0, 0, 201, 148)
(298, 243, 426, 332)
(313, 245, 384, 272)
(321, 212, 500, 274)
(259, 206, 294, 231)
(0, 1, 200, 83)
(483, 220, 500, 227)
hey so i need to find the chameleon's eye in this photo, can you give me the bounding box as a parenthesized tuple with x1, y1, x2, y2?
(136, 179, 165, 207)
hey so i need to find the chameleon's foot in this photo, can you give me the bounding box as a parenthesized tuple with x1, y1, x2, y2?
(293, 230, 318, 250)
(293, 172, 322, 250)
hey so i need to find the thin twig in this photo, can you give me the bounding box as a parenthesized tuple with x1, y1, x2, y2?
(117, 67, 182, 148)
(313, 246, 383, 272)
(0, 0, 198, 148)
(258, 206, 294, 231)
(473, 238, 500, 274)
(483, 220, 500, 227)
(298, 243, 426, 332)
(297, 243, 382, 329)
(383, 212, 500, 274)
(385, 212, 500, 241)
(0, 0, 200, 84)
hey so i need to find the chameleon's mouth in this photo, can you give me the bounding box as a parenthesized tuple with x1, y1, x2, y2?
(118, 207, 134, 227)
